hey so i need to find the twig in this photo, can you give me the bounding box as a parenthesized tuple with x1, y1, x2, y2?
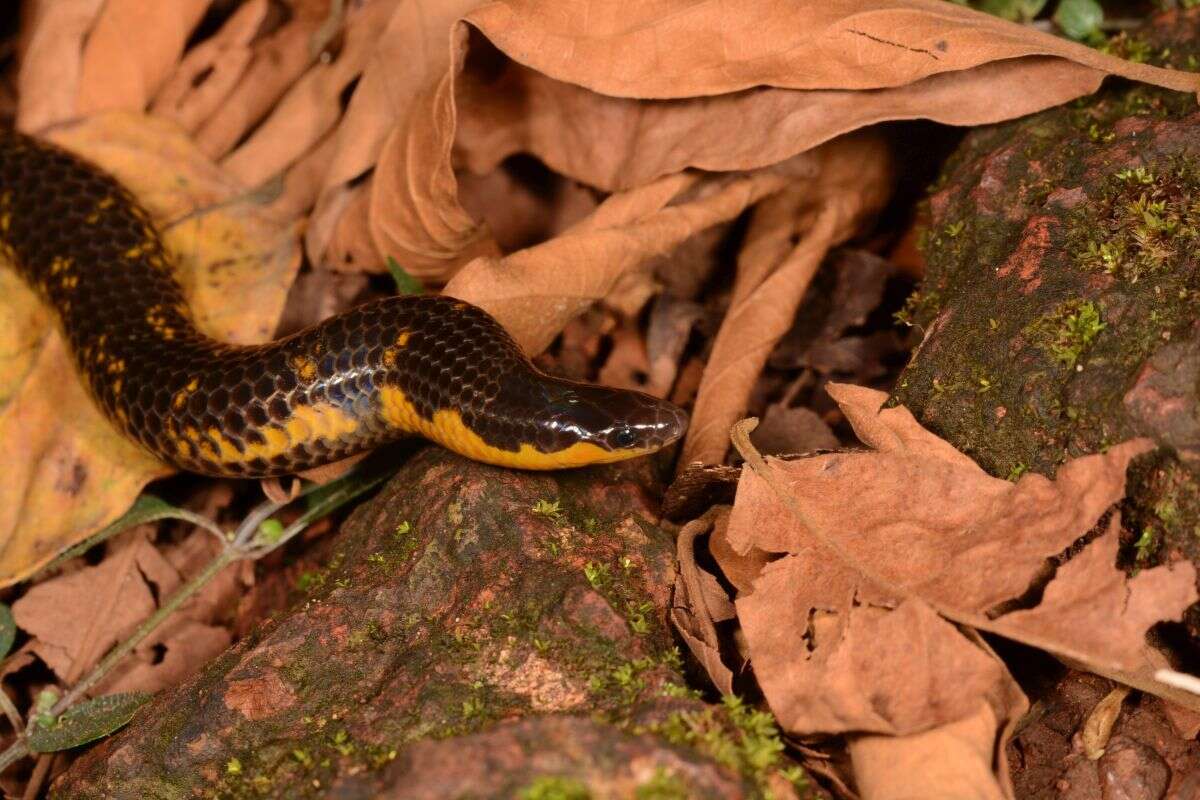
(0, 689, 24, 742)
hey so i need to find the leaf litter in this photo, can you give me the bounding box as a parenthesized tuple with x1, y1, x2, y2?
(0, 0, 1199, 796)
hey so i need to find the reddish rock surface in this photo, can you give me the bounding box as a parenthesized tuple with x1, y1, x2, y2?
(52, 448, 804, 798)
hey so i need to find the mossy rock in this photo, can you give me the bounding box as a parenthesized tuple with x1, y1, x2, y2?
(893, 10, 1200, 623)
(52, 448, 811, 799)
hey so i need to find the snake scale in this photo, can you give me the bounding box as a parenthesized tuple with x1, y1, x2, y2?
(1, 129, 687, 478)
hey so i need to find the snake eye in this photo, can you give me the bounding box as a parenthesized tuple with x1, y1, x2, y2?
(612, 426, 638, 449)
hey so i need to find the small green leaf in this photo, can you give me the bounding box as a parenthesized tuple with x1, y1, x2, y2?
(386, 256, 424, 296)
(0, 604, 14, 660)
(257, 518, 285, 544)
(29, 692, 150, 752)
(1053, 0, 1103, 40)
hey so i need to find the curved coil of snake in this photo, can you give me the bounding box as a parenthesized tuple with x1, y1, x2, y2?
(1, 129, 687, 478)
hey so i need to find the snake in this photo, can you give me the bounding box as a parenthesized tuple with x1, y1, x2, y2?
(1, 129, 688, 478)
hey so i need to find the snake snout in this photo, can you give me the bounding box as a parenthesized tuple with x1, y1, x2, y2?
(536, 378, 688, 456)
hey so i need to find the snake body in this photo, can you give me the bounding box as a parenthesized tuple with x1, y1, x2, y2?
(2, 129, 687, 477)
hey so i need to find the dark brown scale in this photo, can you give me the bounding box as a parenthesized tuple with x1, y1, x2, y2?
(1, 129, 688, 477)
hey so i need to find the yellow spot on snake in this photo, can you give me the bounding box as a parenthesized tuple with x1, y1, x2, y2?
(377, 386, 650, 469)
(124, 244, 144, 259)
(0, 212, 10, 232)
(452, 303, 466, 311)
(291, 356, 317, 381)
(106, 359, 125, 374)
(97, 196, 115, 210)
(381, 347, 398, 367)
(173, 378, 199, 410)
(50, 256, 73, 275)
(396, 331, 411, 347)
(85, 211, 100, 225)
(111, 378, 122, 395)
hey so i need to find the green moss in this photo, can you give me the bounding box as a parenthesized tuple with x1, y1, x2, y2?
(635, 769, 690, 800)
(1024, 299, 1105, 370)
(518, 775, 591, 800)
(894, 288, 942, 331)
(1071, 160, 1200, 284)
(1134, 528, 1158, 563)
(644, 695, 809, 799)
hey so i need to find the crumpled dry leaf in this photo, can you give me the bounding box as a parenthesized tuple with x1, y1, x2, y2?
(12, 528, 242, 696)
(850, 700, 1012, 800)
(683, 135, 893, 465)
(151, 0, 272, 137)
(76, 0, 211, 115)
(0, 112, 300, 586)
(444, 167, 798, 354)
(220, 0, 402, 188)
(695, 384, 1197, 796)
(671, 510, 736, 696)
(16, 0, 104, 132)
(310, 0, 1198, 281)
(12, 530, 169, 685)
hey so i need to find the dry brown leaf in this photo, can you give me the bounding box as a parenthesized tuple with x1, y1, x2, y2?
(849, 701, 1011, 800)
(99, 620, 232, 696)
(457, 168, 598, 256)
(466, 0, 1197, 96)
(325, 0, 1198, 281)
(186, 0, 329, 161)
(16, 0, 105, 132)
(749, 406, 840, 456)
(76, 1, 211, 116)
(0, 113, 300, 585)
(265, 129, 342, 223)
(14, 528, 242, 697)
(444, 168, 794, 354)
(716, 383, 1199, 794)
(220, 0, 401, 188)
(707, 511, 771, 598)
(683, 135, 892, 465)
(150, 0, 270, 135)
(306, 0, 484, 271)
(729, 386, 1196, 687)
(671, 512, 735, 696)
(12, 530, 171, 684)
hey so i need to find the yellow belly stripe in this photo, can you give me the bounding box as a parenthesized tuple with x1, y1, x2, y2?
(377, 386, 651, 469)
(199, 401, 361, 468)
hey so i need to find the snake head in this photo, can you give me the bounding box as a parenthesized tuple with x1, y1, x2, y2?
(528, 377, 689, 465)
